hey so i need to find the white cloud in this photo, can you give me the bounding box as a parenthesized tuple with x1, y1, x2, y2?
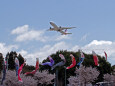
(15, 30, 47, 42)
(80, 33, 89, 42)
(11, 25, 29, 34)
(11, 25, 72, 43)
(72, 40, 114, 56)
(72, 40, 115, 65)
(11, 25, 48, 42)
(62, 40, 114, 65)
(82, 40, 114, 57)
(71, 45, 80, 51)
(87, 40, 112, 46)
(18, 50, 28, 56)
(38, 41, 68, 61)
(55, 35, 70, 41)
(18, 41, 69, 65)
(17, 40, 115, 65)
(0, 43, 18, 57)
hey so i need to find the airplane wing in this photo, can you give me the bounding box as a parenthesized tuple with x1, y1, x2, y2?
(59, 30, 72, 35)
(61, 27, 76, 30)
(50, 22, 58, 29)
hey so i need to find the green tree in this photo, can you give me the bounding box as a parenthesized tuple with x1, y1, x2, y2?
(8, 51, 17, 70)
(40, 50, 112, 86)
(8, 51, 24, 70)
(23, 64, 35, 74)
(17, 54, 24, 66)
(0, 53, 4, 72)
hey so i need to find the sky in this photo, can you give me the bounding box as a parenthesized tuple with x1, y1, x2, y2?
(0, 0, 115, 65)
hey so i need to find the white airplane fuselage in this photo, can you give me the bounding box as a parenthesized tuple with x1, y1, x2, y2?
(49, 27, 62, 31)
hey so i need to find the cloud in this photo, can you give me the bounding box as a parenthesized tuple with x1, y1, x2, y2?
(87, 40, 112, 46)
(80, 33, 89, 41)
(71, 40, 115, 65)
(11, 25, 72, 43)
(15, 30, 47, 42)
(55, 35, 70, 41)
(11, 25, 29, 34)
(71, 45, 80, 51)
(18, 50, 28, 56)
(71, 40, 114, 55)
(0, 43, 18, 57)
(82, 40, 114, 56)
(11, 25, 48, 42)
(18, 41, 69, 65)
(18, 40, 115, 65)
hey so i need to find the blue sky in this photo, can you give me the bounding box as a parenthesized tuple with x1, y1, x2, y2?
(0, 0, 115, 65)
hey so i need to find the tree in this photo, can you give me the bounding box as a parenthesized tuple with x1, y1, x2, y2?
(8, 51, 24, 70)
(8, 51, 17, 70)
(40, 50, 112, 85)
(33, 71, 55, 86)
(3, 70, 37, 86)
(0, 53, 3, 72)
(68, 65, 100, 86)
(22, 64, 35, 74)
(17, 54, 24, 66)
(40, 50, 79, 86)
(103, 73, 115, 84)
(3, 70, 55, 86)
(112, 65, 115, 75)
(96, 56, 112, 82)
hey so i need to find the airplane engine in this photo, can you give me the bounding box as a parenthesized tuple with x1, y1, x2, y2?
(49, 27, 53, 31)
(50, 27, 51, 29)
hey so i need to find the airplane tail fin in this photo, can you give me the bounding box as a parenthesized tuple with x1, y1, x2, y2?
(65, 29, 67, 33)
(63, 29, 72, 35)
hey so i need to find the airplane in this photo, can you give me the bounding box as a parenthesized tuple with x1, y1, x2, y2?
(48, 22, 76, 35)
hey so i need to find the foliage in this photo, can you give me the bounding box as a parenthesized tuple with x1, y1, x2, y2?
(0, 53, 3, 72)
(8, 51, 16, 70)
(112, 65, 115, 75)
(7, 51, 24, 70)
(40, 50, 112, 85)
(0, 50, 113, 85)
(17, 54, 24, 66)
(22, 64, 35, 74)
